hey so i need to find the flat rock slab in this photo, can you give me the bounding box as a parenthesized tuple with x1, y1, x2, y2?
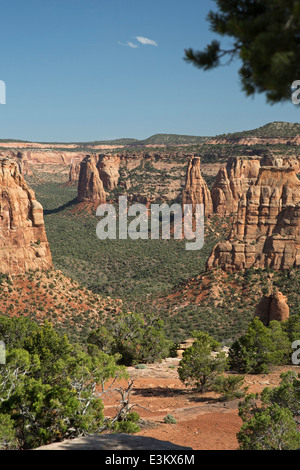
(35, 433, 193, 450)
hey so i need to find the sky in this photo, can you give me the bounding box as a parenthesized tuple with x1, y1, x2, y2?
(0, 0, 299, 142)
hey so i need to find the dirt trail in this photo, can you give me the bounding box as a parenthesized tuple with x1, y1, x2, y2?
(101, 359, 299, 450)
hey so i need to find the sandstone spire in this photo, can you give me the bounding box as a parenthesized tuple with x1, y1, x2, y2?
(211, 156, 261, 216)
(77, 155, 106, 203)
(182, 156, 213, 216)
(69, 162, 80, 183)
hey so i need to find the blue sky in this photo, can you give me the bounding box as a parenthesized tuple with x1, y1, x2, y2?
(0, 0, 299, 142)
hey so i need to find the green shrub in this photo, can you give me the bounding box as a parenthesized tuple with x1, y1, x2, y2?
(0, 414, 18, 450)
(88, 312, 171, 366)
(163, 414, 177, 424)
(282, 314, 300, 343)
(111, 411, 141, 434)
(0, 316, 127, 449)
(178, 330, 227, 393)
(237, 371, 300, 450)
(228, 318, 291, 374)
(213, 374, 248, 401)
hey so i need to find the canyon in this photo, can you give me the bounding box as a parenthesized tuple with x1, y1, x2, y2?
(2, 133, 300, 276)
(0, 126, 299, 451)
(74, 148, 300, 273)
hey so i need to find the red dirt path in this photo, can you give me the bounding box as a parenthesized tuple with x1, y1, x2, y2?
(101, 359, 299, 450)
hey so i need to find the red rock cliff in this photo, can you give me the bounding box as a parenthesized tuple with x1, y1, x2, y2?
(207, 165, 300, 271)
(0, 157, 52, 275)
(77, 155, 106, 203)
(96, 154, 120, 190)
(211, 156, 261, 216)
(182, 156, 213, 216)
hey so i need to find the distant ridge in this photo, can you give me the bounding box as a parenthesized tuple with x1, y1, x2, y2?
(216, 121, 300, 139)
(0, 134, 209, 146)
(136, 133, 209, 145)
(1, 122, 299, 146)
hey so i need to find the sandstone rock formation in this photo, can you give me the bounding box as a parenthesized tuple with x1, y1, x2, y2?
(211, 156, 261, 216)
(15, 151, 33, 176)
(0, 157, 52, 275)
(255, 291, 289, 325)
(77, 155, 106, 203)
(207, 165, 300, 271)
(76, 151, 188, 204)
(211, 154, 300, 217)
(68, 162, 80, 183)
(176, 338, 196, 358)
(97, 154, 120, 190)
(210, 166, 234, 216)
(182, 156, 213, 216)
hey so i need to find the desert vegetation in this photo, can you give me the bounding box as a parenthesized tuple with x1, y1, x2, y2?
(0, 313, 299, 450)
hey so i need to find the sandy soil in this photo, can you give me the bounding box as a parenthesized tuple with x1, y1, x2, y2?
(101, 358, 299, 451)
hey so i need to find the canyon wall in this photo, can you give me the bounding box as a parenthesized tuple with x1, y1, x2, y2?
(211, 156, 261, 216)
(211, 154, 300, 217)
(0, 157, 52, 275)
(69, 162, 81, 183)
(207, 164, 300, 271)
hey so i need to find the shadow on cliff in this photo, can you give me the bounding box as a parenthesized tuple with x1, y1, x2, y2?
(43, 197, 78, 215)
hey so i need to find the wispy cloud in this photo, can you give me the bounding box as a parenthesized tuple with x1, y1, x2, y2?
(118, 41, 138, 49)
(135, 36, 158, 46)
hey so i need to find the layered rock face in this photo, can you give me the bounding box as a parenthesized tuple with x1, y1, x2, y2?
(15, 152, 33, 176)
(0, 158, 52, 275)
(76, 154, 121, 202)
(255, 292, 289, 325)
(211, 154, 300, 217)
(77, 155, 106, 203)
(69, 163, 81, 183)
(207, 165, 300, 271)
(77, 151, 187, 204)
(97, 154, 120, 190)
(182, 156, 213, 216)
(211, 156, 261, 216)
(8, 149, 86, 174)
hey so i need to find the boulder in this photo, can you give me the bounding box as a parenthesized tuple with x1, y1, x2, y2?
(255, 292, 289, 325)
